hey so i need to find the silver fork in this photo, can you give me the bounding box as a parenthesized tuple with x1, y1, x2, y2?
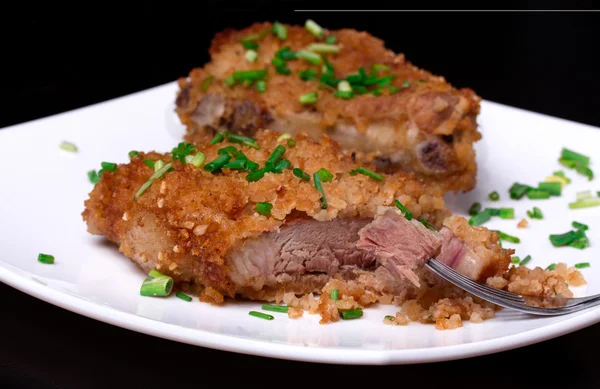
(425, 258, 600, 316)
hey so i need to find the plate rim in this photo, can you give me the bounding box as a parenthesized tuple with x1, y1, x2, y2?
(2, 81, 600, 365)
(2, 264, 600, 365)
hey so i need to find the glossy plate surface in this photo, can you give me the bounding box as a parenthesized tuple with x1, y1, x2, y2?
(1, 82, 599, 364)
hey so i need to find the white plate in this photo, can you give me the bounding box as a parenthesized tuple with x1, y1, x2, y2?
(1, 82, 599, 365)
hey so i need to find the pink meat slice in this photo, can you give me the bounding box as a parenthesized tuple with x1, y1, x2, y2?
(357, 210, 443, 287)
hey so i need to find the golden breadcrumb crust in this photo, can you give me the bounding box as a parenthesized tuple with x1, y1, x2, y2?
(82, 130, 450, 297)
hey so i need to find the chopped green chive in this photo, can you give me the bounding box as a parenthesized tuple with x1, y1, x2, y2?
(287, 139, 296, 148)
(129, 150, 139, 158)
(372, 63, 390, 72)
(569, 198, 600, 209)
(275, 46, 297, 60)
(527, 207, 544, 219)
(134, 162, 173, 200)
(249, 311, 274, 320)
(419, 218, 436, 230)
(245, 49, 258, 63)
(509, 183, 531, 200)
(148, 269, 167, 278)
(316, 168, 334, 182)
(553, 170, 571, 183)
(499, 208, 515, 219)
(242, 41, 258, 50)
(171, 142, 196, 163)
(488, 191, 500, 201)
(37, 253, 55, 264)
(218, 146, 238, 156)
(469, 209, 492, 226)
(277, 133, 292, 142)
(468, 202, 482, 216)
(340, 308, 363, 320)
(140, 275, 173, 297)
(519, 255, 532, 267)
(298, 68, 318, 81)
(334, 90, 354, 99)
(266, 145, 286, 168)
(325, 35, 336, 44)
(546, 263, 557, 271)
(314, 172, 327, 209)
(494, 230, 521, 243)
(223, 159, 248, 171)
(226, 132, 257, 144)
(240, 28, 272, 43)
(349, 166, 383, 182)
(297, 50, 321, 65)
(274, 65, 292, 75)
(561, 148, 590, 166)
(225, 75, 236, 87)
(549, 228, 589, 249)
(242, 141, 260, 150)
(233, 69, 268, 82)
(575, 262, 590, 269)
(246, 168, 268, 182)
(330, 289, 339, 301)
(255, 80, 266, 93)
(144, 159, 155, 169)
(60, 141, 77, 152)
(272, 21, 287, 40)
(527, 189, 551, 200)
(88, 170, 100, 184)
(210, 132, 225, 145)
(203, 154, 231, 173)
(299, 91, 318, 104)
(511, 256, 521, 264)
(305, 19, 324, 38)
(261, 304, 289, 313)
(190, 153, 206, 168)
(101, 162, 117, 172)
(537, 182, 562, 196)
(293, 168, 311, 181)
(572, 221, 589, 231)
(307, 43, 340, 53)
(337, 80, 352, 92)
(401, 81, 411, 88)
(176, 291, 193, 302)
(201, 75, 214, 91)
(384, 315, 395, 321)
(274, 159, 291, 172)
(394, 200, 413, 220)
(256, 202, 273, 216)
(154, 160, 165, 172)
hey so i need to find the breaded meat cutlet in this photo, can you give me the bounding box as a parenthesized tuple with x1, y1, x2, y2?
(82, 130, 512, 307)
(174, 21, 482, 193)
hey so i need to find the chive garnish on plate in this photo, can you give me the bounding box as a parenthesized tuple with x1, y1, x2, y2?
(468, 202, 482, 216)
(340, 308, 363, 320)
(176, 291, 193, 302)
(37, 253, 55, 264)
(60, 141, 78, 152)
(249, 311, 274, 320)
(262, 304, 289, 313)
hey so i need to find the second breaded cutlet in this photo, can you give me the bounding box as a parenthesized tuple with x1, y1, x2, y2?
(175, 21, 482, 193)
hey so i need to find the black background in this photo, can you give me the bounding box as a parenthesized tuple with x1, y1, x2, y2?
(2, 2, 600, 388)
